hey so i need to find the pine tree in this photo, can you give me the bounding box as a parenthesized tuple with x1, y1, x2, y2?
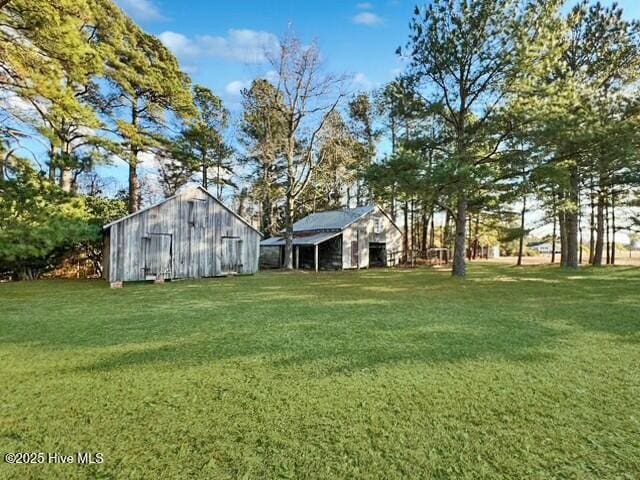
(239, 79, 288, 237)
(403, 0, 525, 276)
(98, 2, 195, 212)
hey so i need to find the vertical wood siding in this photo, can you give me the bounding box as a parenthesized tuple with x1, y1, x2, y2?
(106, 189, 260, 282)
(341, 207, 403, 269)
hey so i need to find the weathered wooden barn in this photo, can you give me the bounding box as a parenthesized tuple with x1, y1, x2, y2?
(260, 205, 403, 271)
(103, 186, 261, 285)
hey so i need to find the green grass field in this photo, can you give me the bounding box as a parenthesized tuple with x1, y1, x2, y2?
(1, 264, 639, 479)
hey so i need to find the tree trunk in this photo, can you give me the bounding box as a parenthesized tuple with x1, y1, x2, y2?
(452, 193, 467, 277)
(217, 162, 224, 199)
(517, 195, 526, 266)
(551, 202, 557, 264)
(429, 208, 435, 248)
(421, 210, 428, 257)
(59, 142, 73, 192)
(265, 201, 273, 237)
(559, 210, 567, 266)
(202, 161, 208, 190)
(283, 195, 294, 269)
(410, 199, 415, 254)
(60, 168, 73, 192)
(128, 100, 141, 213)
(47, 142, 57, 182)
(593, 187, 605, 266)
(467, 215, 473, 260)
(605, 197, 610, 265)
(610, 190, 616, 265)
(48, 164, 56, 182)
(17, 266, 39, 281)
(578, 196, 583, 265)
(402, 201, 409, 263)
(588, 182, 595, 264)
(262, 167, 273, 237)
(564, 166, 579, 268)
(472, 214, 480, 260)
(128, 159, 140, 213)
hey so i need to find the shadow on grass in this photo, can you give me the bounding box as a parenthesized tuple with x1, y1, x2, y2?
(73, 317, 562, 376)
(2, 264, 639, 374)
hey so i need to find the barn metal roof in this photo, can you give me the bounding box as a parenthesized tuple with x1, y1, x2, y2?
(292, 205, 376, 232)
(261, 231, 341, 247)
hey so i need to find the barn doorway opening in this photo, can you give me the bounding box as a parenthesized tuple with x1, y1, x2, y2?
(296, 235, 343, 270)
(369, 242, 387, 267)
(143, 233, 173, 280)
(221, 237, 242, 274)
(318, 235, 342, 270)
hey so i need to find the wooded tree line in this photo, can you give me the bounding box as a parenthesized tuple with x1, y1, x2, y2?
(1, 0, 639, 279)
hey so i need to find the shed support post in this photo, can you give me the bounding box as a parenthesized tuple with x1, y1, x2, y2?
(295, 246, 300, 269)
(315, 244, 319, 272)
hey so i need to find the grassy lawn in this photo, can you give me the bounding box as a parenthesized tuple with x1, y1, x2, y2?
(1, 264, 639, 479)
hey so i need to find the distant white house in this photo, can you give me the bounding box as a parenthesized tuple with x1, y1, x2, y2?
(530, 243, 556, 254)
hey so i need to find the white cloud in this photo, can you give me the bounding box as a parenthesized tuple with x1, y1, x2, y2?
(115, 0, 166, 22)
(157, 31, 200, 57)
(108, 151, 157, 170)
(356, 2, 374, 9)
(225, 80, 250, 97)
(159, 29, 279, 64)
(352, 73, 375, 90)
(353, 12, 383, 26)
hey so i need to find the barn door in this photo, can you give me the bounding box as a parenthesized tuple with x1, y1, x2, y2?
(351, 240, 359, 268)
(221, 237, 242, 273)
(144, 234, 172, 279)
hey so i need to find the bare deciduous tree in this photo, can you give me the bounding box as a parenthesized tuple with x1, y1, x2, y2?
(267, 32, 348, 269)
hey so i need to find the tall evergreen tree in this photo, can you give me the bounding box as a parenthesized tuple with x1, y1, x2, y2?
(98, 2, 195, 212)
(403, 0, 526, 276)
(239, 79, 288, 237)
(348, 93, 379, 206)
(513, 0, 640, 267)
(172, 85, 234, 198)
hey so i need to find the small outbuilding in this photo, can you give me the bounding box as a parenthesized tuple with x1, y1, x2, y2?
(103, 186, 261, 285)
(260, 205, 403, 271)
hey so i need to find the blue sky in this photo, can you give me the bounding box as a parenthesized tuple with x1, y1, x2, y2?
(101, 0, 422, 192)
(107, 0, 640, 200)
(115, 0, 640, 112)
(115, 0, 418, 111)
